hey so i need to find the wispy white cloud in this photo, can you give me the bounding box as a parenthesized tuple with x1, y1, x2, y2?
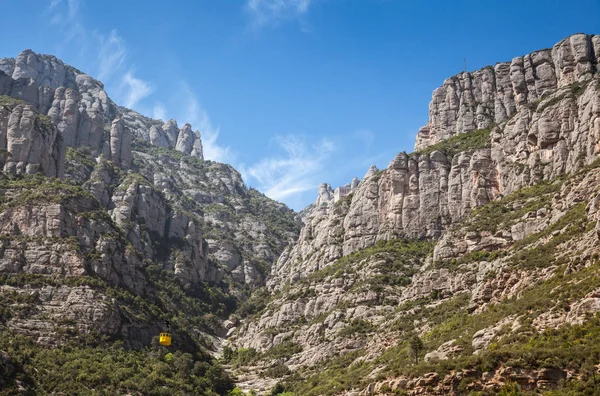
(152, 103, 167, 121)
(96, 30, 127, 81)
(66, 0, 80, 18)
(122, 71, 153, 108)
(241, 134, 334, 202)
(354, 129, 374, 151)
(46, 1, 152, 113)
(48, 0, 86, 51)
(246, 0, 313, 27)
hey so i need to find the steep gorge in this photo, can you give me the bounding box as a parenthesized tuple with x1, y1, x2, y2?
(1, 32, 600, 396)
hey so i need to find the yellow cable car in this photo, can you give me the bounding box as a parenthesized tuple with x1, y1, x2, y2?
(159, 332, 171, 346)
(159, 320, 171, 346)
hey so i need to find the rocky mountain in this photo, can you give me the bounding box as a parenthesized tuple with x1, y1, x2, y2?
(2, 32, 600, 396)
(0, 50, 300, 394)
(225, 33, 600, 395)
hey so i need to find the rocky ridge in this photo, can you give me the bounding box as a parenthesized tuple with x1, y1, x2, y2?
(268, 33, 600, 289)
(227, 33, 600, 395)
(0, 48, 300, 358)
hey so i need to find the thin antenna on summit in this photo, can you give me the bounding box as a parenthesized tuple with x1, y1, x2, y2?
(464, 57, 467, 73)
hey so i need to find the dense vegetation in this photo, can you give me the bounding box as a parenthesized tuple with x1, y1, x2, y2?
(0, 332, 234, 395)
(416, 126, 492, 157)
(308, 239, 434, 283)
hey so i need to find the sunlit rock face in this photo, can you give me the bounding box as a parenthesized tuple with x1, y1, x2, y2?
(269, 33, 600, 288)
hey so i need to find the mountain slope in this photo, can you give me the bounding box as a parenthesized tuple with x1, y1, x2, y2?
(227, 33, 600, 395)
(0, 50, 300, 394)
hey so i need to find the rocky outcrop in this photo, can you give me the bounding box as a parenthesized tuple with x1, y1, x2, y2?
(229, 33, 600, 395)
(0, 47, 300, 353)
(232, 147, 600, 396)
(0, 49, 206, 164)
(109, 118, 131, 168)
(0, 103, 64, 177)
(175, 123, 203, 159)
(415, 34, 600, 150)
(270, 34, 600, 288)
(364, 366, 568, 395)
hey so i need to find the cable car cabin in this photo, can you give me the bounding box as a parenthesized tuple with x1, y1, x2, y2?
(159, 332, 172, 346)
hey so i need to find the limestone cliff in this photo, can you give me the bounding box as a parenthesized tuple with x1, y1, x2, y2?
(268, 33, 600, 289)
(0, 48, 300, 354)
(227, 33, 600, 395)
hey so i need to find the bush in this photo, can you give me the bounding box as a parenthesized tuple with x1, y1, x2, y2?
(264, 364, 291, 378)
(416, 126, 492, 157)
(0, 332, 234, 395)
(338, 319, 375, 338)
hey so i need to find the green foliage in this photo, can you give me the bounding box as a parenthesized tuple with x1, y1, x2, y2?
(432, 249, 506, 271)
(224, 341, 302, 370)
(235, 287, 272, 318)
(246, 188, 299, 235)
(389, 261, 600, 379)
(338, 319, 375, 338)
(65, 146, 96, 171)
(0, 95, 26, 108)
(36, 113, 54, 129)
(286, 350, 370, 396)
(409, 334, 424, 364)
(532, 81, 588, 114)
(0, 174, 96, 212)
(263, 341, 303, 361)
(465, 179, 563, 234)
(264, 364, 291, 378)
(416, 126, 492, 157)
(309, 239, 434, 283)
(509, 203, 588, 269)
(285, 287, 317, 301)
(224, 347, 260, 368)
(0, 332, 233, 395)
(144, 263, 238, 327)
(227, 387, 247, 396)
(569, 81, 588, 97)
(270, 382, 295, 395)
(537, 93, 567, 113)
(334, 192, 354, 207)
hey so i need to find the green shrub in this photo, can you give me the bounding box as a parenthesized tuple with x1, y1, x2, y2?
(264, 364, 291, 378)
(0, 332, 234, 395)
(338, 319, 375, 338)
(416, 126, 492, 157)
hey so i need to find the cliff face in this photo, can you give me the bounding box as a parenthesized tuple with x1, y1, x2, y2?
(0, 100, 64, 177)
(268, 33, 600, 288)
(0, 49, 300, 352)
(415, 34, 600, 149)
(0, 50, 204, 162)
(227, 34, 600, 395)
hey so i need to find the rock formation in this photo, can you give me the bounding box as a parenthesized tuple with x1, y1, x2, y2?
(268, 33, 600, 289)
(2, 33, 600, 396)
(0, 47, 300, 355)
(227, 33, 600, 395)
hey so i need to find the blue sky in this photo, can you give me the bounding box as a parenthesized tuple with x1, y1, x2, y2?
(0, 1, 598, 210)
